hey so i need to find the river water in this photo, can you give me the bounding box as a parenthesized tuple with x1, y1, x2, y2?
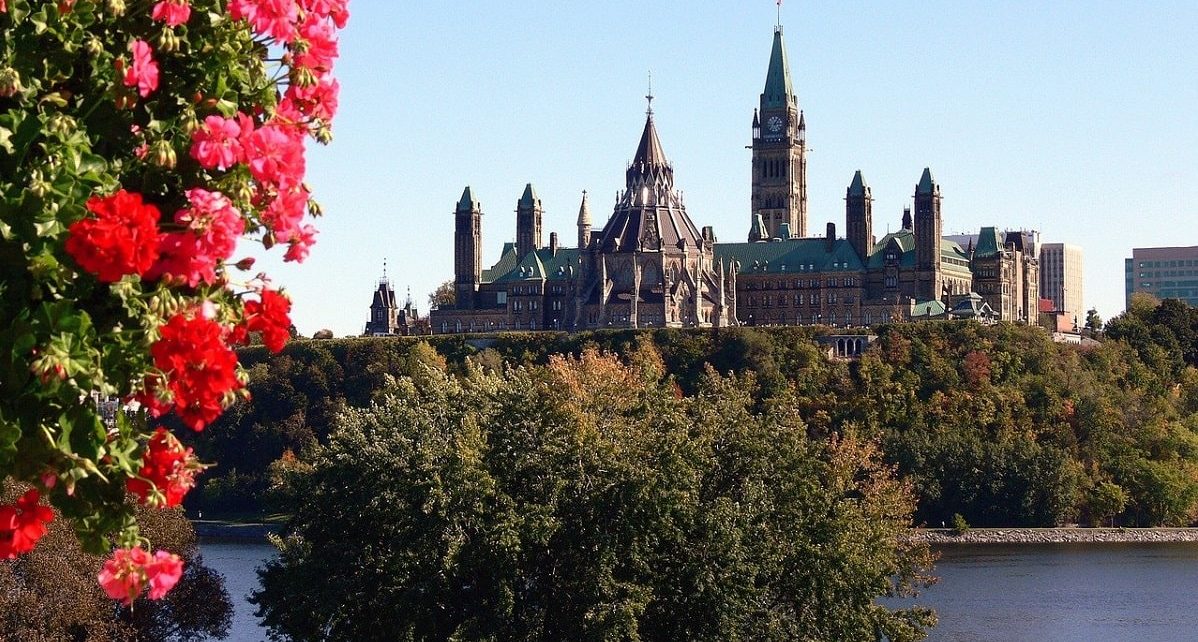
(199, 540, 1198, 641)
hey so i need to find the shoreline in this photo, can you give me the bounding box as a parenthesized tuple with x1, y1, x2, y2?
(192, 522, 1198, 545)
(193, 520, 280, 542)
(912, 527, 1198, 544)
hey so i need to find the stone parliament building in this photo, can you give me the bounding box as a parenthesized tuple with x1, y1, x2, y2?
(423, 24, 1039, 335)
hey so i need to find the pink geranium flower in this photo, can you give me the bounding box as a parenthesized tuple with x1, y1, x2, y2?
(145, 551, 185, 599)
(151, 0, 191, 27)
(243, 122, 306, 188)
(148, 188, 245, 287)
(284, 75, 340, 122)
(190, 114, 246, 171)
(228, 0, 299, 43)
(284, 224, 317, 263)
(122, 40, 159, 98)
(99, 547, 185, 604)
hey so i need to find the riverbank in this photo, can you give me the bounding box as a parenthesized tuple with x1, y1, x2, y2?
(193, 520, 280, 541)
(912, 527, 1198, 544)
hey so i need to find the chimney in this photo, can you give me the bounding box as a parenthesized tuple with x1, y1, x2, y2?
(826, 222, 836, 252)
(549, 231, 558, 255)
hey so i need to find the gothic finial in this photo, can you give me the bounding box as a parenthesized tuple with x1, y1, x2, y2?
(382, 258, 387, 278)
(646, 71, 654, 116)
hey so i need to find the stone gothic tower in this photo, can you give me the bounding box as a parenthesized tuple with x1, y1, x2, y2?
(913, 167, 943, 301)
(845, 170, 873, 261)
(515, 183, 542, 257)
(453, 186, 482, 309)
(749, 25, 807, 241)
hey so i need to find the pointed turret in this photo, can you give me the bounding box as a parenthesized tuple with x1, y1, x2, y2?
(518, 183, 538, 207)
(916, 167, 936, 195)
(454, 186, 483, 309)
(626, 112, 672, 188)
(458, 186, 476, 209)
(577, 190, 592, 249)
(848, 170, 868, 197)
(516, 182, 542, 257)
(762, 27, 796, 109)
(845, 170, 873, 261)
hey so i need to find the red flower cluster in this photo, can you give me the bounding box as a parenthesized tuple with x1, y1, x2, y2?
(126, 428, 202, 507)
(0, 489, 54, 559)
(149, 188, 245, 287)
(242, 289, 293, 353)
(65, 190, 161, 282)
(98, 546, 185, 605)
(146, 313, 243, 431)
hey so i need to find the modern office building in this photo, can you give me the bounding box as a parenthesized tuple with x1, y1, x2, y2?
(1040, 243, 1084, 321)
(1125, 246, 1198, 309)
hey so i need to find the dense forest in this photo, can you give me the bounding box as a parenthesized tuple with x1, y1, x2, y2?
(190, 296, 1198, 529)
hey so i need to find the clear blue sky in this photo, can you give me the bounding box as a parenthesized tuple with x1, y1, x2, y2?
(259, 1, 1198, 336)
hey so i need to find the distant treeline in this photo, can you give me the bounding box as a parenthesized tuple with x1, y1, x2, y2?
(190, 297, 1198, 528)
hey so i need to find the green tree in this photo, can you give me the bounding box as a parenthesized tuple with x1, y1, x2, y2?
(252, 351, 936, 641)
(1085, 308, 1102, 334)
(1088, 481, 1127, 527)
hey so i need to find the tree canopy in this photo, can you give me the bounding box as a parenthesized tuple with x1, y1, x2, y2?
(252, 350, 936, 642)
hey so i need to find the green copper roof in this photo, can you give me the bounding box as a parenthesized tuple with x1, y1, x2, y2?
(762, 27, 795, 109)
(911, 300, 946, 317)
(973, 227, 1003, 258)
(485, 244, 582, 285)
(481, 243, 518, 283)
(715, 238, 864, 275)
(457, 185, 476, 209)
(916, 167, 936, 194)
(518, 183, 538, 208)
(848, 170, 868, 197)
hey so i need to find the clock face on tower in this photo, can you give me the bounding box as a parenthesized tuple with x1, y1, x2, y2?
(767, 116, 784, 133)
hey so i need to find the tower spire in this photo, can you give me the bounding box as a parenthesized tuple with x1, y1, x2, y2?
(646, 71, 654, 116)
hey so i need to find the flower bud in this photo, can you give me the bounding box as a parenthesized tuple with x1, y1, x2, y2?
(29, 170, 50, 198)
(0, 68, 24, 98)
(179, 110, 200, 137)
(234, 257, 256, 271)
(291, 66, 317, 89)
(46, 113, 77, 137)
(86, 36, 104, 57)
(106, 0, 126, 16)
(314, 125, 333, 145)
(233, 180, 255, 205)
(150, 140, 177, 169)
(157, 28, 181, 54)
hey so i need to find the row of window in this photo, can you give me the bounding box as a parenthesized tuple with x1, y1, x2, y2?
(746, 311, 891, 326)
(744, 277, 858, 289)
(1137, 260, 1198, 269)
(440, 318, 565, 333)
(744, 293, 858, 307)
